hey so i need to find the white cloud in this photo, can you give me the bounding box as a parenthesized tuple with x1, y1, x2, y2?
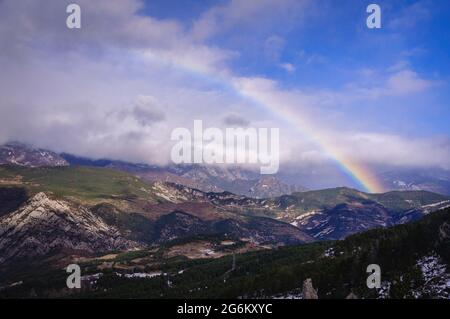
(335, 132, 450, 169)
(229, 73, 448, 169)
(279, 63, 296, 73)
(385, 70, 433, 95)
(191, 0, 311, 41)
(0, 0, 446, 173)
(340, 64, 436, 101)
(297, 50, 327, 65)
(389, 1, 431, 30)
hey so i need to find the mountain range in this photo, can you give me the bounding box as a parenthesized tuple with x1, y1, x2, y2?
(380, 168, 450, 195)
(1, 190, 449, 299)
(60, 152, 308, 198)
(0, 142, 449, 298)
(3, 142, 449, 196)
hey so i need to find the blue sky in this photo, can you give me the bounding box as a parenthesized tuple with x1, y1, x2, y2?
(141, 1, 450, 79)
(137, 0, 450, 137)
(0, 0, 449, 181)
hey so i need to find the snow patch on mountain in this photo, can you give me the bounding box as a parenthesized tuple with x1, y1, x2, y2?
(414, 254, 450, 298)
(0, 143, 68, 167)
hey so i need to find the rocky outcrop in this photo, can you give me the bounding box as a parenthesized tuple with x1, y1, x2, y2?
(346, 292, 358, 299)
(439, 222, 450, 242)
(0, 193, 140, 265)
(302, 278, 318, 299)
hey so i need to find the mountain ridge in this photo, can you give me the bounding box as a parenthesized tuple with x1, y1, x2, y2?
(1, 204, 448, 299)
(1, 143, 308, 198)
(0, 164, 448, 247)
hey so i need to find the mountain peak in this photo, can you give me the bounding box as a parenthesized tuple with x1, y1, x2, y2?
(0, 143, 68, 168)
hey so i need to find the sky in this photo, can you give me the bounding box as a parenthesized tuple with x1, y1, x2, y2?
(0, 0, 449, 190)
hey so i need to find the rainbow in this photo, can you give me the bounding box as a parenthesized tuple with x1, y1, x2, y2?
(232, 78, 385, 193)
(141, 51, 385, 193)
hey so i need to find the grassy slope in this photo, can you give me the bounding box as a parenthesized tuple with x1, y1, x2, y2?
(369, 190, 449, 212)
(1, 165, 447, 210)
(0, 165, 160, 204)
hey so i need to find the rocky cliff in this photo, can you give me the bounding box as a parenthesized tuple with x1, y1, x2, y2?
(0, 193, 140, 265)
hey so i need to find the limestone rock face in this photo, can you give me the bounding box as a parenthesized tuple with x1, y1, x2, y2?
(0, 193, 140, 265)
(302, 278, 318, 299)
